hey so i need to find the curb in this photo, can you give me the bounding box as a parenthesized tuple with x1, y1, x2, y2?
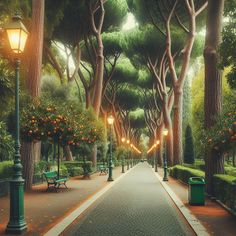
(44, 164, 139, 236)
(152, 169, 210, 236)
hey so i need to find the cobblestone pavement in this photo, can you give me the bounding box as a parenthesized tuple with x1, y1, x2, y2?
(64, 163, 194, 236)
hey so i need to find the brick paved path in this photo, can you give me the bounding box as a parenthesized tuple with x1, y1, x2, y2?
(64, 163, 194, 236)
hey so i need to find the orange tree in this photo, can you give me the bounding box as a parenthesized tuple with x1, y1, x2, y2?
(21, 100, 105, 149)
(204, 111, 236, 153)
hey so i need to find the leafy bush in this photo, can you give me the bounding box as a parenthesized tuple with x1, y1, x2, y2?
(203, 111, 236, 153)
(213, 174, 236, 212)
(169, 165, 205, 184)
(63, 161, 84, 176)
(0, 161, 13, 180)
(0, 122, 14, 161)
(63, 161, 92, 175)
(34, 160, 51, 174)
(225, 166, 236, 177)
(50, 164, 69, 177)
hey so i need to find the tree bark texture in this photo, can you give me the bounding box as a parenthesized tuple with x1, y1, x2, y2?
(63, 146, 73, 161)
(204, 0, 224, 195)
(21, 142, 35, 190)
(21, 0, 45, 190)
(162, 94, 174, 166)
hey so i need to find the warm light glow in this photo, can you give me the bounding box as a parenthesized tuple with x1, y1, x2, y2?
(121, 137, 126, 143)
(126, 140, 130, 144)
(163, 129, 168, 136)
(107, 114, 114, 125)
(130, 144, 133, 148)
(156, 140, 160, 145)
(7, 29, 27, 53)
(5, 14, 29, 54)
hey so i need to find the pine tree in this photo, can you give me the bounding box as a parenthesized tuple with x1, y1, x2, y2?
(184, 125, 195, 164)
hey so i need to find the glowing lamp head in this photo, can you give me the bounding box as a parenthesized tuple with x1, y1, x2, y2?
(5, 13, 29, 54)
(121, 137, 125, 143)
(126, 140, 130, 144)
(156, 140, 160, 145)
(107, 114, 114, 125)
(130, 144, 133, 148)
(163, 128, 168, 136)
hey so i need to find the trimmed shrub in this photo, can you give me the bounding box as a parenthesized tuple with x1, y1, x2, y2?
(213, 174, 236, 212)
(169, 165, 205, 184)
(184, 125, 195, 164)
(63, 160, 93, 176)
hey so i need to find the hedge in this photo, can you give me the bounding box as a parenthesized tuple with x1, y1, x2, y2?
(169, 165, 205, 184)
(213, 174, 236, 212)
(63, 161, 92, 176)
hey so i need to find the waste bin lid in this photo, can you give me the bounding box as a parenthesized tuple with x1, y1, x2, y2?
(188, 177, 205, 184)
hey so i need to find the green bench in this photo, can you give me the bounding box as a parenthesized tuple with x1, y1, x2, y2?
(43, 171, 68, 191)
(99, 164, 108, 175)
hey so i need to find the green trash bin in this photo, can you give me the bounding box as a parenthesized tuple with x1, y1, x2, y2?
(188, 177, 205, 205)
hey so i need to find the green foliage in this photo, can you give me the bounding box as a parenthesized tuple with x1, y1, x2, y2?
(34, 160, 50, 174)
(0, 122, 14, 161)
(20, 99, 105, 148)
(62, 162, 83, 177)
(169, 165, 205, 184)
(0, 161, 13, 180)
(220, 1, 236, 89)
(202, 111, 236, 153)
(225, 166, 236, 177)
(115, 146, 128, 160)
(213, 174, 236, 212)
(184, 125, 195, 164)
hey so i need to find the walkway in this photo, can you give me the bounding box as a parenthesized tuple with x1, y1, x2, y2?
(63, 163, 194, 236)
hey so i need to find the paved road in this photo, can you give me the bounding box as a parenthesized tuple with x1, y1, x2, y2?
(64, 163, 194, 236)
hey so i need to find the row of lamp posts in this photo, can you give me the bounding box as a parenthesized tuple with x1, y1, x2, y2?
(149, 128, 169, 182)
(107, 113, 140, 182)
(2, 12, 167, 234)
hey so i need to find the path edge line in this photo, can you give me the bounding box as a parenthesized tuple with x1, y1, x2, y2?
(44, 165, 138, 236)
(152, 168, 210, 236)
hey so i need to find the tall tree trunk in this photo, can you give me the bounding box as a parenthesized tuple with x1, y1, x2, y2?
(157, 123, 164, 166)
(162, 94, 174, 166)
(63, 146, 73, 161)
(92, 37, 104, 117)
(173, 88, 183, 165)
(204, 0, 224, 196)
(21, 0, 45, 190)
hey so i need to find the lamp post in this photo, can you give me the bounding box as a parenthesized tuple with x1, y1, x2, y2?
(107, 114, 114, 181)
(126, 139, 130, 170)
(121, 137, 125, 173)
(155, 140, 160, 172)
(4, 13, 28, 234)
(163, 128, 168, 181)
(130, 144, 133, 168)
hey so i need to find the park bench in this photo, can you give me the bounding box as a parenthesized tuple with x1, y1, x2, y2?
(43, 171, 68, 191)
(99, 164, 108, 175)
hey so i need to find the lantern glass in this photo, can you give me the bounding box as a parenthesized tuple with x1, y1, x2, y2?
(7, 28, 28, 53)
(107, 115, 114, 125)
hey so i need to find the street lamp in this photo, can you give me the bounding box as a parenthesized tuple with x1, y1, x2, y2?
(126, 139, 130, 170)
(107, 114, 114, 181)
(4, 13, 28, 234)
(163, 128, 168, 181)
(121, 137, 125, 173)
